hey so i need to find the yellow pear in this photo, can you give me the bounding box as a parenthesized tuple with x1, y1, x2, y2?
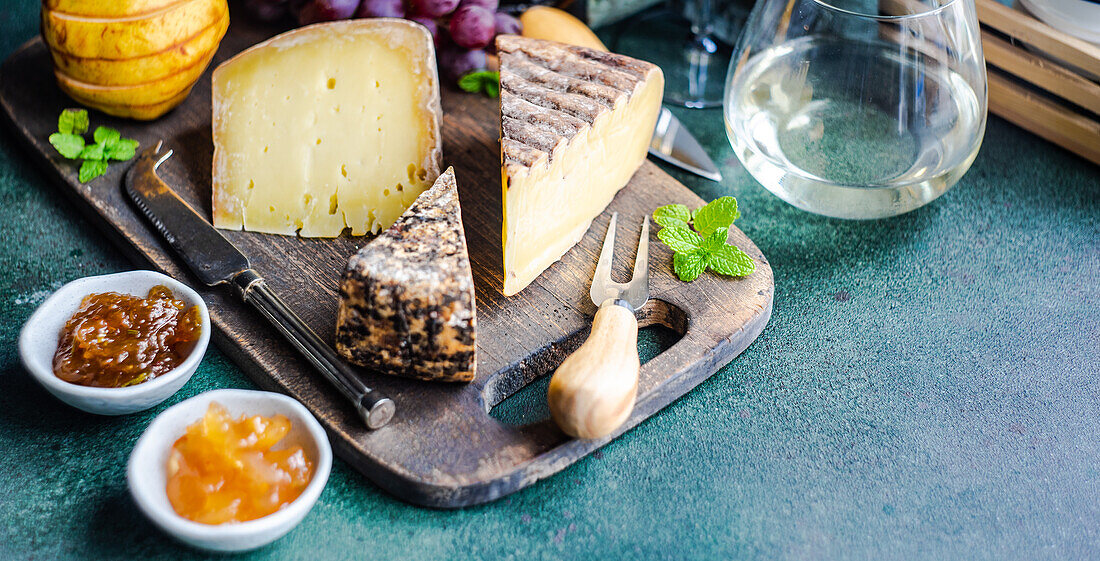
(42, 0, 226, 59)
(43, 0, 183, 18)
(519, 6, 608, 52)
(48, 14, 227, 86)
(41, 0, 228, 120)
(61, 86, 195, 121)
(55, 50, 214, 107)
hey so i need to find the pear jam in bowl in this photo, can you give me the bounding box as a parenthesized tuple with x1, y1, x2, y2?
(53, 285, 202, 388)
(167, 401, 314, 524)
(19, 271, 210, 415)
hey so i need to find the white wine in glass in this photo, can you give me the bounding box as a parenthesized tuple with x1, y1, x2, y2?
(724, 0, 988, 219)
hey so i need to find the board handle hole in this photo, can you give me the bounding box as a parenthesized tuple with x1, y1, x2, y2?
(485, 299, 687, 427)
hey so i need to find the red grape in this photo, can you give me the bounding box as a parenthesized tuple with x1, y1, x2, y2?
(438, 46, 487, 82)
(297, 0, 358, 24)
(449, 5, 494, 49)
(459, 0, 498, 10)
(243, 0, 290, 22)
(410, 0, 460, 18)
(493, 11, 521, 36)
(356, 0, 405, 18)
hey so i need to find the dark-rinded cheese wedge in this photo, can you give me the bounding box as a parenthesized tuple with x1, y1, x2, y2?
(334, 167, 476, 382)
(497, 34, 664, 296)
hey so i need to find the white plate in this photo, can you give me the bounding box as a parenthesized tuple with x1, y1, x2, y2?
(18, 270, 210, 415)
(1017, 0, 1100, 44)
(127, 389, 332, 552)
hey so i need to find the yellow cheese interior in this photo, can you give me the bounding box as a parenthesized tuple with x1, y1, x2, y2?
(502, 74, 663, 296)
(212, 21, 440, 237)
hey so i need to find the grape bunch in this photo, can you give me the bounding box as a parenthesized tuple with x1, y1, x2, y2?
(242, 0, 522, 81)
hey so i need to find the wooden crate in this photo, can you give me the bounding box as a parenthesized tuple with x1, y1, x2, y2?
(976, 0, 1100, 165)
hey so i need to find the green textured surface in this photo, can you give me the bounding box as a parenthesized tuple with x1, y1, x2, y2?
(2, 4, 1099, 559)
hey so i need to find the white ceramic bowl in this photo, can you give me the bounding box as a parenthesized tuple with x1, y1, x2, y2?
(18, 270, 211, 415)
(127, 389, 332, 553)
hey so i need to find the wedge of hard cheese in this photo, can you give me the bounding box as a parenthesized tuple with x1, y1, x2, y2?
(212, 19, 442, 237)
(497, 35, 663, 296)
(335, 167, 476, 382)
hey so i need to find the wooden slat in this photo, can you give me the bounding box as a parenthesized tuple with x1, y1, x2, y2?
(988, 70, 1100, 166)
(982, 30, 1100, 115)
(975, 0, 1100, 76)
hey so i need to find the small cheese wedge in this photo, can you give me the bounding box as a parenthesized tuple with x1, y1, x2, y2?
(335, 167, 476, 382)
(212, 19, 442, 237)
(497, 35, 663, 296)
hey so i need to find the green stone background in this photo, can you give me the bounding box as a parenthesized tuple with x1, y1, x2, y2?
(2, 3, 1098, 560)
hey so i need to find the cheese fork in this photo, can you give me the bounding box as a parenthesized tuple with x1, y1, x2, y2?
(548, 212, 648, 439)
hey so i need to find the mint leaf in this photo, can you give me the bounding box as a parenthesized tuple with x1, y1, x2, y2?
(78, 159, 108, 183)
(657, 227, 702, 253)
(105, 137, 138, 161)
(701, 227, 729, 253)
(657, 216, 690, 230)
(673, 250, 708, 282)
(93, 126, 120, 145)
(653, 204, 691, 229)
(693, 196, 740, 236)
(458, 70, 499, 98)
(49, 132, 85, 159)
(79, 142, 105, 161)
(707, 244, 755, 277)
(58, 108, 88, 135)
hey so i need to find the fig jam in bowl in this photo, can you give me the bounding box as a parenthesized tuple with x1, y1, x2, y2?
(128, 389, 332, 552)
(18, 270, 210, 415)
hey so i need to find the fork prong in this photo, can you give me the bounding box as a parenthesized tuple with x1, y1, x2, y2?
(590, 212, 618, 304)
(620, 219, 650, 309)
(630, 219, 649, 283)
(594, 212, 617, 281)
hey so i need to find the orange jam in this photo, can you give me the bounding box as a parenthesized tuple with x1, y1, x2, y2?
(53, 285, 202, 388)
(166, 402, 314, 525)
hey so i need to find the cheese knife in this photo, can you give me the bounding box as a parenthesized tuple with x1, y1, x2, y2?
(124, 142, 395, 430)
(547, 212, 648, 439)
(649, 107, 724, 183)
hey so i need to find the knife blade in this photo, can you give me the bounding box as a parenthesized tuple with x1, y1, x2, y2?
(649, 107, 723, 182)
(124, 142, 395, 430)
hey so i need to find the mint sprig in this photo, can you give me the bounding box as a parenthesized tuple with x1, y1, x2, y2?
(458, 70, 500, 98)
(47, 109, 138, 183)
(652, 197, 755, 282)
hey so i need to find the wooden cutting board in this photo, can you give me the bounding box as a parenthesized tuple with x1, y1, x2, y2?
(0, 17, 773, 508)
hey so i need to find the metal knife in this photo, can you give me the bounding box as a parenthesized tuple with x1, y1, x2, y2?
(124, 142, 395, 430)
(649, 107, 723, 182)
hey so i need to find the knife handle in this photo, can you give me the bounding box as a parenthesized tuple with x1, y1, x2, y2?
(547, 299, 640, 439)
(233, 270, 395, 430)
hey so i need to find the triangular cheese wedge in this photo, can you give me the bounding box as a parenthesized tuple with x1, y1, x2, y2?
(335, 167, 476, 382)
(497, 35, 664, 296)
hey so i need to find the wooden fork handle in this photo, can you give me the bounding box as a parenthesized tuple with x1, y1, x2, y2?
(548, 299, 641, 439)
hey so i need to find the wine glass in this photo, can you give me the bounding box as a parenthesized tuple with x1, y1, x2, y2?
(723, 0, 988, 219)
(611, 0, 752, 108)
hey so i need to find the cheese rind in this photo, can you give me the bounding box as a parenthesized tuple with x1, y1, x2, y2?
(212, 19, 442, 237)
(335, 168, 476, 383)
(497, 35, 663, 296)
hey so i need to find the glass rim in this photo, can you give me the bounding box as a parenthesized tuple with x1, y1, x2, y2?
(810, 0, 961, 20)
